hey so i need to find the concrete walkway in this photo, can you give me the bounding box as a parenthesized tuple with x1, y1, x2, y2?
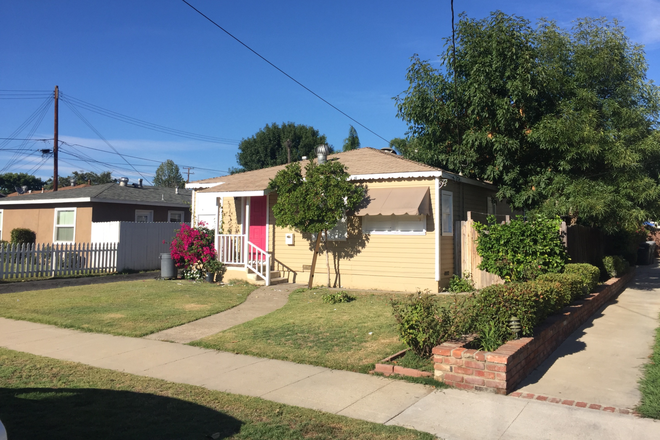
(515, 262, 660, 409)
(145, 283, 303, 343)
(0, 316, 657, 439)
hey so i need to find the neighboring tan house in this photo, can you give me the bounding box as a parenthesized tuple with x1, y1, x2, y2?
(187, 147, 514, 292)
(0, 180, 191, 244)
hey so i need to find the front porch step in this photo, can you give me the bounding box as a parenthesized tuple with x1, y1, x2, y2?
(246, 270, 289, 286)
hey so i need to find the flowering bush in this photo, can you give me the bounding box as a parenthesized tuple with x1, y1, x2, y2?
(170, 223, 216, 276)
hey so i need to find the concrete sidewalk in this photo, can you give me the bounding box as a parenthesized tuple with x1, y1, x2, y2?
(0, 317, 657, 439)
(145, 283, 303, 343)
(515, 263, 660, 409)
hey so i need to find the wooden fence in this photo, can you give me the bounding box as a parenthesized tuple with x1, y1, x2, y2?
(454, 212, 506, 290)
(0, 242, 117, 280)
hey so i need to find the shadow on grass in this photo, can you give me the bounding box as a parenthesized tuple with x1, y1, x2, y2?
(0, 387, 242, 440)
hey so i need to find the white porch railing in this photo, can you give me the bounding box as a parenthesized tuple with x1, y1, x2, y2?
(247, 241, 270, 286)
(217, 234, 245, 265)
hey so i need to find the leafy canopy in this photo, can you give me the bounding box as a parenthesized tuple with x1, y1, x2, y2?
(154, 159, 185, 188)
(0, 173, 44, 194)
(342, 125, 360, 151)
(268, 160, 364, 234)
(235, 122, 330, 173)
(395, 12, 660, 232)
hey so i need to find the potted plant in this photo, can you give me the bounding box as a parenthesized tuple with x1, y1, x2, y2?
(204, 259, 226, 283)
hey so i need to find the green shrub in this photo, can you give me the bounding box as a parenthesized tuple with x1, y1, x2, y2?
(602, 255, 630, 278)
(322, 291, 356, 304)
(10, 228, 36, 245)
(391, 291, 442, 357)
(474, 214, 569, 282)
(446, 272, 476, 293)
(537, 272, 583, 302)
(563, 263, 600, 294)
(0, 239, 8, 247)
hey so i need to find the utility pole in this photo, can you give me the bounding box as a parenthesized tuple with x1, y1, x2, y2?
(183, 166, 194, 183)
(53, 85, 59, 191)
(286, 139, 291, 163)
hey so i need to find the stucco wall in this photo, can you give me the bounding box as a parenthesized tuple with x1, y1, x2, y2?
(0, 204, 93, 243)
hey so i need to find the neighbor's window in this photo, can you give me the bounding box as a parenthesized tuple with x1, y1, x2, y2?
(362, 215, 426, 235)
(54, 208, 76, 242)
(442, 191, 453, 236)
(135, 210, 153, 223)
(168, 210, 184, 223)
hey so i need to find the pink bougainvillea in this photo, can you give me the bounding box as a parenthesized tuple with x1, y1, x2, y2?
(170, 223, 216, 269)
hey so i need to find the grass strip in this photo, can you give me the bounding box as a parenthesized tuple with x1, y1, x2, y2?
(193, 288, 455, 373)
(0, 279, 256, 337)
(638, 320, 660, 418)
(0, 348, 434, 440)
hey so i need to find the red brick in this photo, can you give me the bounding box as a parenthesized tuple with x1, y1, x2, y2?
(588, 404, 602, 410)
(549, 397, 562, 404)
(454, 366, 474, 375)
(474, 352, 486, 361)
(521, 393, 535, 399)
(575, 401, 587, 408)
(434, 363, 451, 372)
(464, 376, 485, 386)
(374, 364, 393, 375)
(535, 395, 548, 402)
(619, 409, 630, 415)
(474, 370, 496, 380)
(603, 407, 616, 413)
(465, 360, 485, 370)
(433, 346, 452, 356)
(561, 400, 575, 406)
(452, 382, 476, 391)
(452, 348, 467, 358)
(442, 358, 463, 366)
(510, 392, 522, 398)
(496, 373, 507, 381)
(462, 349, 477, 359)
(486, 354, 509, 364)
(485, 380, 506, 389)
(444, 373, 464, 383)
(393, 366, 431, 377)
(486, 363, 507, 372)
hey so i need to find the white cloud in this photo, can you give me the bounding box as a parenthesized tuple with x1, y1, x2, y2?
(595, 0, 660, 45)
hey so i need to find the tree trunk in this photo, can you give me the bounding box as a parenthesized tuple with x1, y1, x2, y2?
(325, 230, 331, 287)
(307, 232, 322, 289)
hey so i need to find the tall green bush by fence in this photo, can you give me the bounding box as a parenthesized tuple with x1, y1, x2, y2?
(10, 228, 36, 245)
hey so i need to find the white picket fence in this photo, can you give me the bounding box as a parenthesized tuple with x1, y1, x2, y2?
(0, 242, 118, 280)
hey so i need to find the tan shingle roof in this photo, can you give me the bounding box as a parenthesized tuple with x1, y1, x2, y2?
(195, 148, 442, 194)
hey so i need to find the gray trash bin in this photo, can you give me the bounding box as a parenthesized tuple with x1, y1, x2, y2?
(637, 241, 657, 265)
(160, 253, 176, 279)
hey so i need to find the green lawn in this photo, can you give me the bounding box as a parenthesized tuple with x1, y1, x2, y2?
(0, 279, 256, 337)
(193, 288, 456, 374)
(638, 317, 660, 418)
(0, 348, 434, 440)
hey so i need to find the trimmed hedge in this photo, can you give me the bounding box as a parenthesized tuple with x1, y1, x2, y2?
(537, 272, 584, 302)
(564, 263, 600, 293)
(10, 228, 36, 245)
(603, 255, 630, 278)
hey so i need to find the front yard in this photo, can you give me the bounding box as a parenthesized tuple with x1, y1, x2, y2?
(0, 347, 434, 440)
(0, 279, 256, 337)
(192, 288, 456, 373)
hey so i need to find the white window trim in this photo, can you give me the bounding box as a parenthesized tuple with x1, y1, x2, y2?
(362, 215, 427, 236)
(168, 210, 185, 223)
(135, 209, 154, 223)
(441, 190, 453, 236)
(53, 207, 77, 243)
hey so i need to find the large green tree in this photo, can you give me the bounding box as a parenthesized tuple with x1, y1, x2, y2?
(235, 122, 330, 172)
(153, 160, 185, 188)
(269, 160, 364, 287)
(395, 12, 660, 232)
(342, 125, 360, 151)
(0, 173, 44, 194)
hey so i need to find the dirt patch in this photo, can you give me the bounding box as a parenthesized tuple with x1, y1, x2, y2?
(182, 303, 210, 311)
(105, 313, 125, 319)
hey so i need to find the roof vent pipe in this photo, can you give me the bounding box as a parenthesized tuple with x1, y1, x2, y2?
(119, 177, 129, 187)
(175, 186, 179, 195)
(138, 178, 143, 188)
(316, 144, 330, 164)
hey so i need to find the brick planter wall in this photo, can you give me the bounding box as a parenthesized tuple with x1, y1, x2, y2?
(432, 270, 636, 394)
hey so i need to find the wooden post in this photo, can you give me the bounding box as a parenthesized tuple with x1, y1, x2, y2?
(307, 232, 322, 289)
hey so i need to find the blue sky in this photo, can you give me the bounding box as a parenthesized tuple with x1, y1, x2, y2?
(2, 0, 659, 184)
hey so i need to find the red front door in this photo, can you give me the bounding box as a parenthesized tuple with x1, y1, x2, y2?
(249, 196, 267, 251)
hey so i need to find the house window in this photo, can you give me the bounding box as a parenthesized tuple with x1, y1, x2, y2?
(442, 191, 453, 236)
(362, 215, 426, 235)
(168, 210, 184, 223)
(135, 210, 153, 223)
(54, 208, 76, 242)
(487, 196, 497, 216)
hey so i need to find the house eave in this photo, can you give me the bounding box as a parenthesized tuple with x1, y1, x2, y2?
(0, 197, 189, 207)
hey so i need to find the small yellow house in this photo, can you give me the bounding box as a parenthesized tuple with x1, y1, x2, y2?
(187, 148, 513, 292)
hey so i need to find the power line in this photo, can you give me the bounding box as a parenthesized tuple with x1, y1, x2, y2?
(181, 0, 390, 144)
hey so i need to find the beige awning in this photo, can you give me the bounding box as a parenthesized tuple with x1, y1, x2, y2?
(355, 187, 431, 216)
